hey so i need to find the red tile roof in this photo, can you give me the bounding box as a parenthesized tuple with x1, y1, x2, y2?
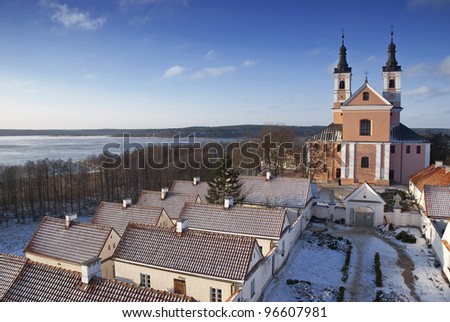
(1, 255, 193, 302)
(179, 203, 286, 239)
(24, 217, 115, 264)
(92, 202, 167, 235)
(0, 253, 27, 299)
(114, 223, 257, 281)
(136, 191, 200, 219)
(424, 185, 450, 219)
(410, 164, 450, 192)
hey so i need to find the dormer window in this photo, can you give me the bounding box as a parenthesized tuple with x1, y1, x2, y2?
(363, 91, 369, 101)
(360, 119, 371, 136)
(339, 80, 345, 89)
(389, 79, 395, 88)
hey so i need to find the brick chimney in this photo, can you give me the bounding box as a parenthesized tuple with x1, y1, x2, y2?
(266, 171, 271, 181)
(193, 177, 201, 186)
(176, 218, 189, 235)
(435, 161, 443, 168)
(65, 213, 77, 229)
(161, 187, 169, 200)
(81, 257, 101, 285)
(224, 197, 234, 209)
(122, 199, 132, 209)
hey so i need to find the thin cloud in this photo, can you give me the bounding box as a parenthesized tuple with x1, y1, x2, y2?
(206, 50, 216, 60)
(242, 60, 258, 67)
(190, 66, 236, 80)
(163, 65, 186, 78)
(120, 0, 188, 7)
(41, 0, 106, 31)
(306, 47, 329, 57)
(404, 86, 431, 97)
(405, 56, 450, 77)
(85, 73, 97, 80)
(365, 55, 377, 63)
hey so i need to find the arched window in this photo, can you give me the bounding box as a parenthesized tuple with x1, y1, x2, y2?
(360, 119, 371, 136)
(361, 157, 369, 168)
(389, 79, 395, 88)
(339, 80, 345, 89)
(363, 91, 369, 100)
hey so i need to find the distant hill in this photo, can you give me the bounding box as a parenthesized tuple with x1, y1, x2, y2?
(0, 125, 448, 139)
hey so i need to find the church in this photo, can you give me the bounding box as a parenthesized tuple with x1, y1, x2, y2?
(308, 32, 430, 185)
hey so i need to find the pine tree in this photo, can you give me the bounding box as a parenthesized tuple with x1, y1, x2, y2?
(206, 158, 246, 204)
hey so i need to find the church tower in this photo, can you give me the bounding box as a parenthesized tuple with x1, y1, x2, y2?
(333, 33, 352, 113)
(382, 30, 402, 125)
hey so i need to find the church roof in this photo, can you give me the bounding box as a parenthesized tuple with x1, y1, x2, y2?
(307, 123, 342, 142)
(390, 123, 429, 143)
(342, 82, 392, 107)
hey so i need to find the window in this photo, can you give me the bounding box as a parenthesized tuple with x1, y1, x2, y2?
(250, 279, 255, 298)
(258, 245, 263, 254)
(406, 146, 411, 154)
(390, 145, 396, 154)
(108, 245, 111, 251)
(174, 279, 186, 295)
(389, 79, 395, 88)
(211, 288, 222, 302)
(323, 164, 328, 172)
(360, 119, 371, 136)
(339, 80, 345, 89)
(140, 274, 151, 288)
(363, 91, 369, 100)
(361, 157, 369, 168)
(337, 144, 341, 152)
(416, 146, 421, 154)
(113, 243, 116, 249)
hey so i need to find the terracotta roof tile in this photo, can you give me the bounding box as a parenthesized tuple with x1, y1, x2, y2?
(24, 217, 114, 265)
(114, 223, 256, 281)
(410, 165, 450, 192)
(92, 202, 166, 235)
(1, 256, 193, 302)
(424, 185, 450, 219)
(180, 203, 286, 239)
(136, 191, 200, 219)
(0, 253, 27, 300)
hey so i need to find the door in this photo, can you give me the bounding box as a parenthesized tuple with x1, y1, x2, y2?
(174, 279, 186, 295)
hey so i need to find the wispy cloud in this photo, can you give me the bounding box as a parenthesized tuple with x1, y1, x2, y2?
(306, 47, 329, 57)
(407, 0, 450, 8)
(365, 55, 377, 63)
(242, 60, 258, 67)
(190, 66, 236, 80)
(85, 73, 97, 80)
(404, 86, 431, 97)
(41, 0, 106, 31)
(405, 56, 450, 77)
(163, 65, 186, 78)
(205, 50, 216, 60)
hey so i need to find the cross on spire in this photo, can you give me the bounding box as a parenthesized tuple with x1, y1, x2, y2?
(341, 28, 345, 45)
(390, 25, 394, 42)
(364, 72, 369, 83)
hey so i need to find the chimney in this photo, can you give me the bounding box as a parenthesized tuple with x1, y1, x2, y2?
(81, 257, 101, 285)
(65, 213, 77, 229)
(122, 198, 132, 209)
(224, 197, 234, 209)
(445, 166, 450, 174)
(193, 177, 201, 186)
(176, 218, 189, 235)
(161, 187, 169, 200)
(266, 171, 271, 181)
(435, 161, 443, 168)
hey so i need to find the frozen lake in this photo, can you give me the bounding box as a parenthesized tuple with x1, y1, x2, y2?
(0, 136, 235, 165)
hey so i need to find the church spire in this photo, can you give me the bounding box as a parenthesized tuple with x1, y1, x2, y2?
(334, 32, 352, 73)
(383, 29, 401, 72)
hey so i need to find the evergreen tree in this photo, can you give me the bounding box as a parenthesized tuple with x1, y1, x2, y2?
(206, 158, 246, 204)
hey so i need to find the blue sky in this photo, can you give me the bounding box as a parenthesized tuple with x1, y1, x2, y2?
(0, 0, 449, 129)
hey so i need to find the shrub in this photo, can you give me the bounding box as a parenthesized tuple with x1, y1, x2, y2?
(286, 279, 299, 285)
(337, 286, 345, 302)
(396, 231, 417, 243)
(374, 252, 383, 287)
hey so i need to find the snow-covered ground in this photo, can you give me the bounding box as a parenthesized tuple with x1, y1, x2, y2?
(263, 224, 450, 302)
